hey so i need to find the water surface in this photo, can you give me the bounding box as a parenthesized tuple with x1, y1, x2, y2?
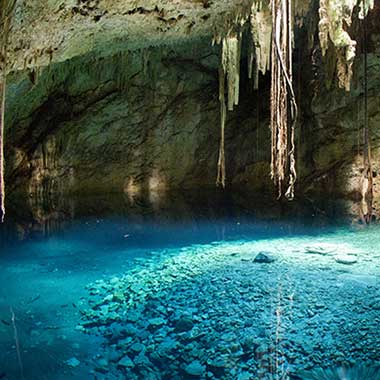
(0, 192, 379, 380)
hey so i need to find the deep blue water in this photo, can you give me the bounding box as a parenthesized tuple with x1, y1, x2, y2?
(0, 192, 379, 380)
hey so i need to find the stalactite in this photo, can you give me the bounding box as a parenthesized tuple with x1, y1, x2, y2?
(215, 31, 243, 187)
(221, 33, 242, 111)
(215, 0, 298, 194)
(270, 0, 298, 199)
(249, 0, 272, 89)
(318, 0, 374, 91)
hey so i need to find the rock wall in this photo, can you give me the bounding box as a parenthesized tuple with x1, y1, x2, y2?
(3, 0, 380, 217)
(5, 38, 275, 198)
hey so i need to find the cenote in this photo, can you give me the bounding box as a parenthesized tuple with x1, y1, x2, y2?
(1, 0, 380, 379)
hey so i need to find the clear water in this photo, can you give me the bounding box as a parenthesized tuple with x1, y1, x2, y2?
(0, 192, 379, 380)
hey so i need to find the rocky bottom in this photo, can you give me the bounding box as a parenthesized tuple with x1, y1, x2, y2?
(78, 236, 380, 380)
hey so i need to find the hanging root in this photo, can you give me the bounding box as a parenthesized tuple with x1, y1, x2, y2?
(216, 67, 227, 188)
(214, 1, 298, 196)
(360, 9, 373, 224)
(270, 0, 298, 200)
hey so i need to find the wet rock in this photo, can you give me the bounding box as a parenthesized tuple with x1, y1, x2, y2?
(107, 348, 123, 363)
(241, 336, 258, 353)
(185, 360, 206, 377)
(253, 252, 275, 263)
(158, 336, 179, 353)
(148, 317, 166, 330)
(207, 358, 228, 377)
(175, 316, 194, 332)
(126, 311, 140, 322)
(305, 246, 334, 256)
(130, 342, 145, 354)
(335, 255, 358, 265)
(138, 370, 160, 380)
(237, 372, 252, 380)
(95, 357, 109, 373)
(134, 352, 153, 368)
(118, 355, 135, 368)
(66, 357, 81, 368)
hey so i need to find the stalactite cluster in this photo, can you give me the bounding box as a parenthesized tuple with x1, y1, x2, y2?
(215, 0, 297, 198)
(214, 0, 374, 199)
(249, 1, 272, 89)
(318, 0, 374, 91)
(215, 27, 245, 187)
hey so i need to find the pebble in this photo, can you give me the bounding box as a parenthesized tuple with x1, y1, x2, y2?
(175, 316, 194, 332)
(253, 252, 275, 263)
(335, 255, 358, 265)
(118, 355, 134, 368)
(66, 357, 80, 368)
(185, 360, 206, 377)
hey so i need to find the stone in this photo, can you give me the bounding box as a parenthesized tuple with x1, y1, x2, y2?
(66, 357, 80, 368)
(185, 360, 206, 377)
(95, 357, 109, 373)
(207, 358, 228, 377)
(305, 246, 334, 256)
(108, 349, 123, 363)
(175, 316, 194, 332)
(335, 255, 358, 265)
(148, 317, 166, 328)
(134, 352, 153, 368)
(241, 336, 257, 353)
(158, 337, 179, 352)
(118, 355, 135, 368)
(253, 252, 275, 264)
(237, 372, 252, 380)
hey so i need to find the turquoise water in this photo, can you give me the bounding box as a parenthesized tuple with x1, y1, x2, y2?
(0, 194, 380, 380)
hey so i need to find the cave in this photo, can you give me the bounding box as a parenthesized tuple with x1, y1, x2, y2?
(1, 1, 380, 379)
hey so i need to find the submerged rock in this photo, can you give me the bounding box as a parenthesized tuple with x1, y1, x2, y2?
(118, 355, 135, 368)
(175, 316, 194, 332)
(305, 246, 334, 256)
(237, 372, 253, 380)
(148, 317, 166, 329)
(95, 357, 109, 373)
(185, 360, 206, 377)
(254, 252, 275, 263)
(335, 255, 358, 265)
(66, 357, 80, 368)
(130, 342, 145, 353)
(207, 357, 228, 377)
